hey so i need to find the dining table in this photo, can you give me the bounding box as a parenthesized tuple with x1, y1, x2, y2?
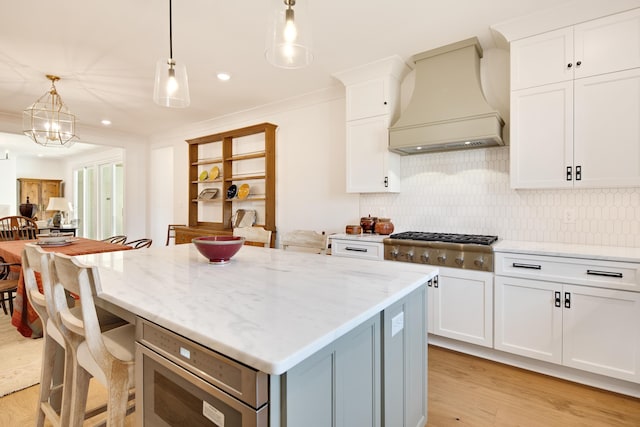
(0, 237, 133, 338)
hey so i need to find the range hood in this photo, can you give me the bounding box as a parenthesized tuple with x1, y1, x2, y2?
(389, 37, 504, 154)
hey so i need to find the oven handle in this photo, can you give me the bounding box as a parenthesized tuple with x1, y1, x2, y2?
(136, 343, 268, 426)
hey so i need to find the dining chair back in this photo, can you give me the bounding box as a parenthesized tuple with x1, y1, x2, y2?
(0, 255, 19, 315)
(233, 226, 272, 248)
(51, 253, 135, 427)
(281, 230, 328, 254)
(22, 244, 72, 427)
(0, 215, 39, 241)
(165, 224, 184, 246)
(125, 238, 152, 249)
(101, 235, 127, 245)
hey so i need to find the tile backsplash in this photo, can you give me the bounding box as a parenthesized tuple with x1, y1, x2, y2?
(360, 146, 640, 248)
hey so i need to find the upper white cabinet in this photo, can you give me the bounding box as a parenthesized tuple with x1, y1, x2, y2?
(335, 57, 410, 193)
(510, 8, 640, 189)
(511, 9, 640, 90)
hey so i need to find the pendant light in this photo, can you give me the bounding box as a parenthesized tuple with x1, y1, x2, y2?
(266, 0, 313, 69)
(23, 75, 77, 147)
(153, 0, 190, 108)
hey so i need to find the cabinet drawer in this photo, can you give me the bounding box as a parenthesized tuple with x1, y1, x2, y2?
(496, 253, 640, 292)
(332, 240, 384, 261)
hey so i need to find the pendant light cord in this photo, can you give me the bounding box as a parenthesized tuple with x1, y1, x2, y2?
(169, 0, 173, 59)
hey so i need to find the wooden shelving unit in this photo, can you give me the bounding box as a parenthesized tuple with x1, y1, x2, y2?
(175, 122, 277, 247)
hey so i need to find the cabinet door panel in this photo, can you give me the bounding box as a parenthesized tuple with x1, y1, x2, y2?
(574, 8, 640, 79)
(511, 27, 573, 90)
(510, 82, 573, 189)
(346, 116, 400, 193)
(574, 68, 640, 187)
(563, 284, 640, 383)
(432, 268, 493, 347)
(346, 78, 388, 121)
(495, 276, 562, 364)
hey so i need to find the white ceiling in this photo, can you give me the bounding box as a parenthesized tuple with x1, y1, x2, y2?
(0, 0, 584, 151)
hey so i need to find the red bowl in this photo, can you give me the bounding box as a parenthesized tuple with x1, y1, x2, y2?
(192, 236, 245, 264)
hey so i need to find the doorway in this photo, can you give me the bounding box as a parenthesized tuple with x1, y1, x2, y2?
(74, 161, 124, 239)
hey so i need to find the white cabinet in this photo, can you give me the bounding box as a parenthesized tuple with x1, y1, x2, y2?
(335, 57, 409, 193)
(495, 252, 640, 384)
(511, 9, 640, 90)
(330, 234, 385, 261)
(510, 8, 640, 189)
(428, 267, 493, 348)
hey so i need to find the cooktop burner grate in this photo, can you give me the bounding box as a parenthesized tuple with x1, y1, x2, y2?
(388, 232, 498, 246)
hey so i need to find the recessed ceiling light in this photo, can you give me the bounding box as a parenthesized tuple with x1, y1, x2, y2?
(101, 119, 112, 126)
(217, 72, 231, 81)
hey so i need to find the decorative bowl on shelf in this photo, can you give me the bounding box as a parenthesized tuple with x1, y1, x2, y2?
(192, 236, 245, 264)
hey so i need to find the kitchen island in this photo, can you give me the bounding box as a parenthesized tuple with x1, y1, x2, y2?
(77, 244, 437, 426)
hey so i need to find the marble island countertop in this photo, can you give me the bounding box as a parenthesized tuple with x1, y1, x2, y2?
(77, 244, 437, 375)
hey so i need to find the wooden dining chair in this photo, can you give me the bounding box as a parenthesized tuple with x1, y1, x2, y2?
(125, 238, 152, 249)
(50, 252, 135, 427)
(281, 230, 328, 254)
(0, 215, 39, 241)
(233, 226, 272, 248)
(101, 235, 127, 245)
(0, 255, 19, 315)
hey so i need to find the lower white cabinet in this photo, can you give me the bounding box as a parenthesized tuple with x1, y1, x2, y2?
(428, 267, 493, 348)
(495, 253, 640, 384)
(330, 234, 385, 261)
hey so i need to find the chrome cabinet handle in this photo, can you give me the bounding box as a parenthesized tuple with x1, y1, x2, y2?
(345, 247, 367, 252)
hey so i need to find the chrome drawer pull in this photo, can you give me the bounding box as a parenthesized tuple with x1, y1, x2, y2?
(586, 270, 623, 278)
(512, 262, 541, 270)
(345, 247, 368, 252)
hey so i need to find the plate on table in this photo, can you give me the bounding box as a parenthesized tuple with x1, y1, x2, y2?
(199, 170, 209, 181)
(36, 232, 74, 244)
(226, 184, 238, 199)
(209, 166, 220, 180)
(37, 240, 76, 247)
(237, 183, 250, 200)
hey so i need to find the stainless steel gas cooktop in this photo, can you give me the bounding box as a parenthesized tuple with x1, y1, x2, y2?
(383, 232, 499, 272)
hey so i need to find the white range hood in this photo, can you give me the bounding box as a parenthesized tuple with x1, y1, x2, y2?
(389, 37, 504, 154)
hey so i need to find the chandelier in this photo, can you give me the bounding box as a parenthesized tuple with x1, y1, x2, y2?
(23, 75, 77, 147)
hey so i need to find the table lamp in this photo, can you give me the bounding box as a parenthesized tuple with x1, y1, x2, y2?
(46, 197, 68, 227)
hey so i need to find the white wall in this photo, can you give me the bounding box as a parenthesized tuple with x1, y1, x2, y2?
(149, 86, 361, 246)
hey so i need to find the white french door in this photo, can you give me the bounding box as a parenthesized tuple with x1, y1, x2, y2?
(74, 161, 124, 239)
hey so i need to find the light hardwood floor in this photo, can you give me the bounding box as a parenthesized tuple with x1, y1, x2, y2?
(0, 345, 637, 426)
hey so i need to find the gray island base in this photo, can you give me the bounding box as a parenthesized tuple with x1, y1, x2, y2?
(80, 244, 436, 426)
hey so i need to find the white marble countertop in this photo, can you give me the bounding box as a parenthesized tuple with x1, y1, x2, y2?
(329, 233, 389, 243)
(77, 245, 437, 375)
(495, 240, 640, 263)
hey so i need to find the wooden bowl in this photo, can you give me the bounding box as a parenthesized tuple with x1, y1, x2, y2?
(345, 225, 362, 235)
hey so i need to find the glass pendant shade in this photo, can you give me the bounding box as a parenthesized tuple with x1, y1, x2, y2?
(23, 75, 77, 147)
(266, 0, 313, 69)
(153, 58, 190, 107)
